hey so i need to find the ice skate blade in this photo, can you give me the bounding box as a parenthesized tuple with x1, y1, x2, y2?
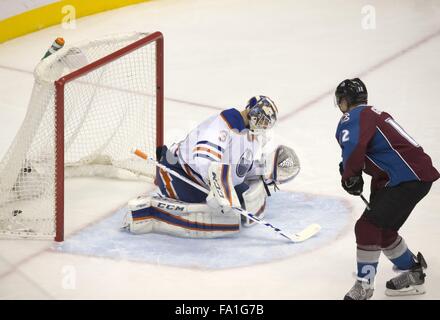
(385, 284, 425, 297)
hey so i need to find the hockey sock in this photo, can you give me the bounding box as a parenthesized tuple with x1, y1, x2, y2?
(357, 247, 380, 284)
(383, 236, 416, 270)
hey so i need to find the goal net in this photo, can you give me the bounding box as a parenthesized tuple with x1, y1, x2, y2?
(0, 32, 164, 241)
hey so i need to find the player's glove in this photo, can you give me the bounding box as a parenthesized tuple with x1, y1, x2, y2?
(342, 176, 364, 196)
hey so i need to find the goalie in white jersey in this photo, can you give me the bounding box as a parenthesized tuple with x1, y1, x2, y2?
(123, 96, 300, 238)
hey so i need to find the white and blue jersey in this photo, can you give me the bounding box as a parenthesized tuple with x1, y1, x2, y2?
(156, 108, 263, 203)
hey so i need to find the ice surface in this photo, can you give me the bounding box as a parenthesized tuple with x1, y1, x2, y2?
(60, 191, 350, 269)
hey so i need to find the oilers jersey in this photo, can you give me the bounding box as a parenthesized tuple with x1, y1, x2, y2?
(336, 105, 439, 191)
(174, 108, 263, 188)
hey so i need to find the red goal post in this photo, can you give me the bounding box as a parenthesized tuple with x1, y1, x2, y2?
(54, 32, 164, 242)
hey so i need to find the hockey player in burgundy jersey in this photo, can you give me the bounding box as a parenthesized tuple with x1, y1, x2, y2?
(334, 78, 439, 300)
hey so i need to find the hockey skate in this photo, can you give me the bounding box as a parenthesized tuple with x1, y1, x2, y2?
(385, 252, 427, 297)
(344, 280, 374, 300)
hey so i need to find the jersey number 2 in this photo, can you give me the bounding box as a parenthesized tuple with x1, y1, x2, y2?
(341, 129, 350, 143)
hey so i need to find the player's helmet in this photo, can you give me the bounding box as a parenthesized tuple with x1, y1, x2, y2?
(335, 78, 368, 107)
(246, 95, 278, 132)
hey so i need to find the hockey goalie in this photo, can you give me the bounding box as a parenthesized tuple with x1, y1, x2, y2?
(122, 96, 300, 238)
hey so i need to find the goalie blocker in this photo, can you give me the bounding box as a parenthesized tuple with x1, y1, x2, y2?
(123, 145, 300, 238)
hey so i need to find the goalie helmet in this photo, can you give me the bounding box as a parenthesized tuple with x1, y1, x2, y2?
(246, 95, 278, 132)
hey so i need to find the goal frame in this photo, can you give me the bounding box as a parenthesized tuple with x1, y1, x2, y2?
(53, 31, 164, 242)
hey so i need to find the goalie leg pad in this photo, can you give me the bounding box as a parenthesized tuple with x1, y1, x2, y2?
(240, 180, 267, 227)
(125, 195, 240, 238)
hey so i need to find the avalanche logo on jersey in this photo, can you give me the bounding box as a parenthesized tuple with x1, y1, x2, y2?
(236, 149, 253, 177)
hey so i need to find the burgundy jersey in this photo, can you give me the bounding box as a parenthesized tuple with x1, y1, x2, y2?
(336, 105, 439, 191)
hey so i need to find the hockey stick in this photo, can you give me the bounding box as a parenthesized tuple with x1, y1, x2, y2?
(133, 149, 321, 243)
(360, 194, 371, 210)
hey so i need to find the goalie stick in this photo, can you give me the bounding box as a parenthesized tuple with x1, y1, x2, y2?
(133, 148, 321, 243)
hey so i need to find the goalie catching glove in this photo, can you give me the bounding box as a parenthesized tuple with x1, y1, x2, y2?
(263, 145, 300, 185)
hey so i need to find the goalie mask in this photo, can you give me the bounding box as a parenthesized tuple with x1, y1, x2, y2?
(246, 96, 278, 132)
(265, 145, 300, 185)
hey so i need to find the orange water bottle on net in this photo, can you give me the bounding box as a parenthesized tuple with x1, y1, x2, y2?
(42, 37, 65, 60)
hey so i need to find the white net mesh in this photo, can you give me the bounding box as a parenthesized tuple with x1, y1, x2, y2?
(0, 32, 160, 239)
